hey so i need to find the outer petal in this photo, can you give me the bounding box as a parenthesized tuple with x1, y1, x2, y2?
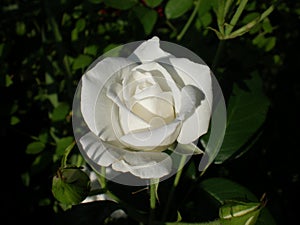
(178, 85, 204, 120)
(112, 151, 172, 179)
(173, 142, 204, 155)
(79, 132, 124, 167)
(81, 57, 135, 136)
(164, 57, 212, 108)
(128, 36, 172, 63)
(159, 57, 213, 144)
(177, 99, 211, 144)
(79, 132, 172, 179)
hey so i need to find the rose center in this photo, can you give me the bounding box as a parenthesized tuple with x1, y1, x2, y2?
(131, 97, 175, 129)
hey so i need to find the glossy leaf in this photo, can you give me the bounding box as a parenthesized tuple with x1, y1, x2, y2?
(55, 136, 74, 156)
(215, 73, 270, 163)
(165, 0, 193, 19)
(200, 177, 276, 225)
(220, 202, 262, 225)
(52, 167, 91, 205)
(200, 177, 258, 203)
(134, 6, 158, 35)
(72, 54, 93, 70)
(51, 102, 70, 122)
(198, 0, 212, 16)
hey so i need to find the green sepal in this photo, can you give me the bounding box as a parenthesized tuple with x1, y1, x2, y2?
(219, 197, 266, 225)
(52, 167, 91, 205)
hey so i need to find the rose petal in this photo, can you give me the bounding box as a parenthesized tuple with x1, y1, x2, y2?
(112, 151, 172, 179)
(175, 85, 211, 144)
(128, 36, 172, 63)
(178, 85, 204, 120)
(177, 99, 211, 144)
(79, 132, 124, 167)
(132, 62, 181, 113)
(122, 70, 158, 106)
(81, 57, 134, 134)
(107, 83, 150, 135)
(120, 119, 181, 151)
(133, 84, 163, 100)
(131, 95, 175, 125)
(157, 57, 212, 144)
(174, 142, 204, 155)
(159, 57, 212, 109)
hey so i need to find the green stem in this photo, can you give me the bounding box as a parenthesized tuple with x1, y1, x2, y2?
(177, 0, 201, 41)
(162, 155, 187, 221)
(98, 166, 107, 190)
(211, 40, 225, 71)
(225, 0, 248, 36)
(149, 179, 157, 225)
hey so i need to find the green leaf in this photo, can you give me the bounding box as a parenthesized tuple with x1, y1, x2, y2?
(242, 12, 260, 24)
(134, 6, 158, 35)
(219, 200, 262, 225)
(52, 167, 90, 205)
(72, 54, 93, 70)
(16, 21, 26, 36)
(103, 0, 137, 10)
(10, 116, 20, 125)
(5, 74, 13, 87)
(51, 102, 70, 122)
(84, 45, 99, 56)
(47, 93, 59, 107)
(55, 136, 74, 156)
(264, 37, 276, 52)
(200, 177, 258, 203)
(145, 0, 163, 8)
(165, 0, 193, 19)
(45, 72, 54, 85)
(200, 178, 276, 225)
(26, 141, 46, 155)
(215, 73, 270, 163)
(198, 0, 212, 16)
(75, 18, 86, 32)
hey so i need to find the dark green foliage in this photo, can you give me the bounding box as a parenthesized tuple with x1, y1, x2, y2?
(2, 0, 299, 224)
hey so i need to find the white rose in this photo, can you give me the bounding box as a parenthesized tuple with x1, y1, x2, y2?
(74, 37, 213, 182)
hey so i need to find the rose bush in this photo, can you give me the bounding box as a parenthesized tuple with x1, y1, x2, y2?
(73, 37, 213, 183)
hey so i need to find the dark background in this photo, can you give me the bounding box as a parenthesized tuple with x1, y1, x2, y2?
(1, 0, 299, 224)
